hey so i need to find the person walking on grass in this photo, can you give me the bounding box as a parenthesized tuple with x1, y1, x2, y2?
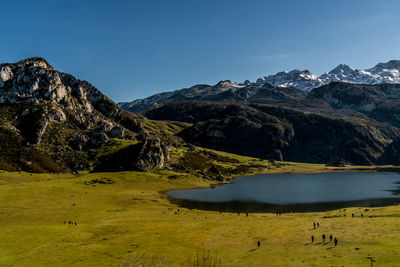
(311, 235, 314, 243)
(322, 234, 326, 243)
(334, 238, 338, 247)
(257, 241, 260, 249)
(330, 234, 333, 242)
(313, 222, 316, 229)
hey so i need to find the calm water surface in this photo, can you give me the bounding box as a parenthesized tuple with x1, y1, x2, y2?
(169, 172, 400, 212)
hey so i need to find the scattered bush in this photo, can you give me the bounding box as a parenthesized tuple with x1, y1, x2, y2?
(121, 250, 223, 267)
(183, 249, 223, 267)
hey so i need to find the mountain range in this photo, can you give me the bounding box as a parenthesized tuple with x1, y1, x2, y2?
(119, 60, 400, 112)
(256, 60, 400, 90)
(2, 57, 400, 173)
(117, 59, 400, 167)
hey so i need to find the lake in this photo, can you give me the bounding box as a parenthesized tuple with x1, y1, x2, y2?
(169, 172, 400, 212)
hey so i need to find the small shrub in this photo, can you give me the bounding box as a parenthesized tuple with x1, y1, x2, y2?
(183, 249, 223, 267)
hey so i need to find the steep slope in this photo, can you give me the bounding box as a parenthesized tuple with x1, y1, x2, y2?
(0, 57, 168, 172)
(145, 101, 399, 165)
(308, 82, 400, 127)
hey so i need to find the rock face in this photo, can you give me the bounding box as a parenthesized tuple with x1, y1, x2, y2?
(0, 57, 163, 173)
(94, 136, 169, 172)
(0, 57, 121, 121)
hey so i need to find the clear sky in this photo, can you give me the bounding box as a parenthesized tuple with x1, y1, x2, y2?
(1, 0, 400, 102)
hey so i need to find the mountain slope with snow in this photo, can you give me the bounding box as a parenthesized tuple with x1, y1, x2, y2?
(257, 60, 400, 90)
(119, 60, 400, 112)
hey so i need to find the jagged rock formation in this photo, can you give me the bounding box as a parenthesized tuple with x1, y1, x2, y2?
(0, 57, 165, 172)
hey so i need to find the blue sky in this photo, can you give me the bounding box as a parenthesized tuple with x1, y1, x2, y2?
(1, 0, 400, 102)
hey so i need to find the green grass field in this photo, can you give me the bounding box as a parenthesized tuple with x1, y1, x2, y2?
(0, 164, 399, 266)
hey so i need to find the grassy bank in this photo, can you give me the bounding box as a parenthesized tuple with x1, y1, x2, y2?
(0, 163, 399, 266)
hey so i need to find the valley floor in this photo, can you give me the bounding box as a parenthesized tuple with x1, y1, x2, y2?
(0, 164, 399, 266)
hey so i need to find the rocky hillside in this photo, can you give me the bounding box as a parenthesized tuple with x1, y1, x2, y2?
(120, 78, 400, 166)
(0, 57, 168, 172)
(145, 101, 400, 165)
(119, 81, 307, 113)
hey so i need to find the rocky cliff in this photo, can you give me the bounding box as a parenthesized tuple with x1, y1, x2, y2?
(0, 57, 167, 172)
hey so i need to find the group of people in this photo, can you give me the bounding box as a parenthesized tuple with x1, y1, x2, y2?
(311, 234, 338, 246)
(311, 222, 339, 247)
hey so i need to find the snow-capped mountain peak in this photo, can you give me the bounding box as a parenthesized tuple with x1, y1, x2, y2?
(119, 59, 400, 112)
(328, 64, 354, 75)
(256, 69, 323, 90)
(256, 59, 400, 90)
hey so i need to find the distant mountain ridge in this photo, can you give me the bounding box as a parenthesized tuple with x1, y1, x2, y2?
(120, 60, 400, 112)
(257, 60, 400, 90)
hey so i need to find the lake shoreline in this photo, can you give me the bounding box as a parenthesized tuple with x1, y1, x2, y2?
(167, 167, 400, 213)
(166, 164, 400, 196)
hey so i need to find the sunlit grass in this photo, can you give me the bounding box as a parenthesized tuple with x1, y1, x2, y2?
(0, 165, 399, 266)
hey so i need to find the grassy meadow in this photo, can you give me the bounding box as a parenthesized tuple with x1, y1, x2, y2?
(0, 160, 399, 266)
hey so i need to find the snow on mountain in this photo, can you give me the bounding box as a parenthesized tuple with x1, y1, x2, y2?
(256, 69, 324, 90)
(119, 60, 400, 112)
(257, 60, 400, 90)
(118, 80, 247, 112)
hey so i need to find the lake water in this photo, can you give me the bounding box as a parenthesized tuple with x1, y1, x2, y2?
(169, 172, 400, 212)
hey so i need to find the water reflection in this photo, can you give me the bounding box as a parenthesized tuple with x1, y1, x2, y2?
(169, 172, 400, 212)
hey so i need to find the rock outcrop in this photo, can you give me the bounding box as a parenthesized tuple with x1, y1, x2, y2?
(94, 136, 169, 172)
(0, 57, 164, 172)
